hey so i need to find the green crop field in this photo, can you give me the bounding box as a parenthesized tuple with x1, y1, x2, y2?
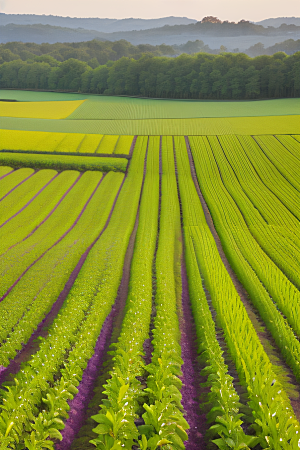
(1, 114, 300, 135)
(1, 91, 300, 450)
(0, 129, 134, 155)
(1, 91, 300, 135)
(67, 95, 300, 119)
(1, 90, 299, 118)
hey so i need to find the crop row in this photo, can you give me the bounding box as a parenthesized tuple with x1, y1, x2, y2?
(216, 135, 300, 289)
(174, 137, 255, 449)
(0, 152, 128, 173)
(140, 136, 189, 449)
(0, 171, 124, 366)
(91, 136, 160, 449)
(275, 135, 300, 162)
(0, 169, 58, 225)
(238, 135, 300, 232)
(0, 166, 13, 178)
(254, 135, 300, 192)
(0, 167, 34, 201)
(0, 170, 81, 256)
(91, 135, 191, 450)
(291, 134, 300, 146)
(0, 137, 148, 448)
(189, 135, 300, 379)
(0, 129, 134, 155)
(175, 136, 300, 449)
(208, 135, 300, 304)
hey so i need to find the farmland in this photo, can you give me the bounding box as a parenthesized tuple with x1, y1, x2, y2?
(0, 92, 300, 450)
(0, 91, 300, 135)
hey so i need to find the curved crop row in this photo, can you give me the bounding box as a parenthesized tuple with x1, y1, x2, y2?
(218, 135, 300, 287)
(218, 135, 300, 228)
(169, 136, 256, 449)
(0, 166, 13, 179)
(0, 137, 148, 448)
(174, 136, 300, 449)
(0, 171, 102, 298)
(0, 170, 80, 255)
(0, 167, 34, 201)
(1, 169, 58, 227)
(276, 135, 300, 162)
(207, 136, 300, 293)
(90, 136, 160, 449)
(254, 135, 300, 192)
(237, 134, 300, 229)
(0, 168, 34, 200)
(185, 235, 257, 449)
(0, 172, 124, 366)
(236, 135, 300, 288)
(189, 136, 300, 375)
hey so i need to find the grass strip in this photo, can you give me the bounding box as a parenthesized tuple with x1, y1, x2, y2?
(0, 152, 128, 172)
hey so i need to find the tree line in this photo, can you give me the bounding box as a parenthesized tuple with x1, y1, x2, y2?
(247, 39, 300, 57)
(1, 38, 300, 68)
(0, 51, 300, 99)
(0, 40, 178, 66)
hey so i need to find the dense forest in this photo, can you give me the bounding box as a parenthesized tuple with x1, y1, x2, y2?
(247, 39, 300, 56)
(0, 51, 300, 99)
(1, 38, 300, 69)
(0, 40, 178, 65)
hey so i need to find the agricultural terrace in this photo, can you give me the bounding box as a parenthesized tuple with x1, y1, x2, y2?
(0, 91, 300, 450)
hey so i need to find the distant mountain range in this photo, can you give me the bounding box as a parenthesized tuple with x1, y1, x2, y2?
(0, 13, 300, 52)
(1, 13, 300, 31)
(0, 14, 197, 32)
(255, 17, 300, 27)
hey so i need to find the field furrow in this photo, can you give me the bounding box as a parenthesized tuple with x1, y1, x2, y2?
(175, 135, 300, 449)
(162, 136, 206, 449)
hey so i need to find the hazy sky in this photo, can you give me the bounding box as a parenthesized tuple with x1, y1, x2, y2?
(1, 0, 300, 22)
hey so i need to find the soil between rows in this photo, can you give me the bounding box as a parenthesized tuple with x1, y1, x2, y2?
(56, 203, 140, 449)
(180, 252, 207, 450)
